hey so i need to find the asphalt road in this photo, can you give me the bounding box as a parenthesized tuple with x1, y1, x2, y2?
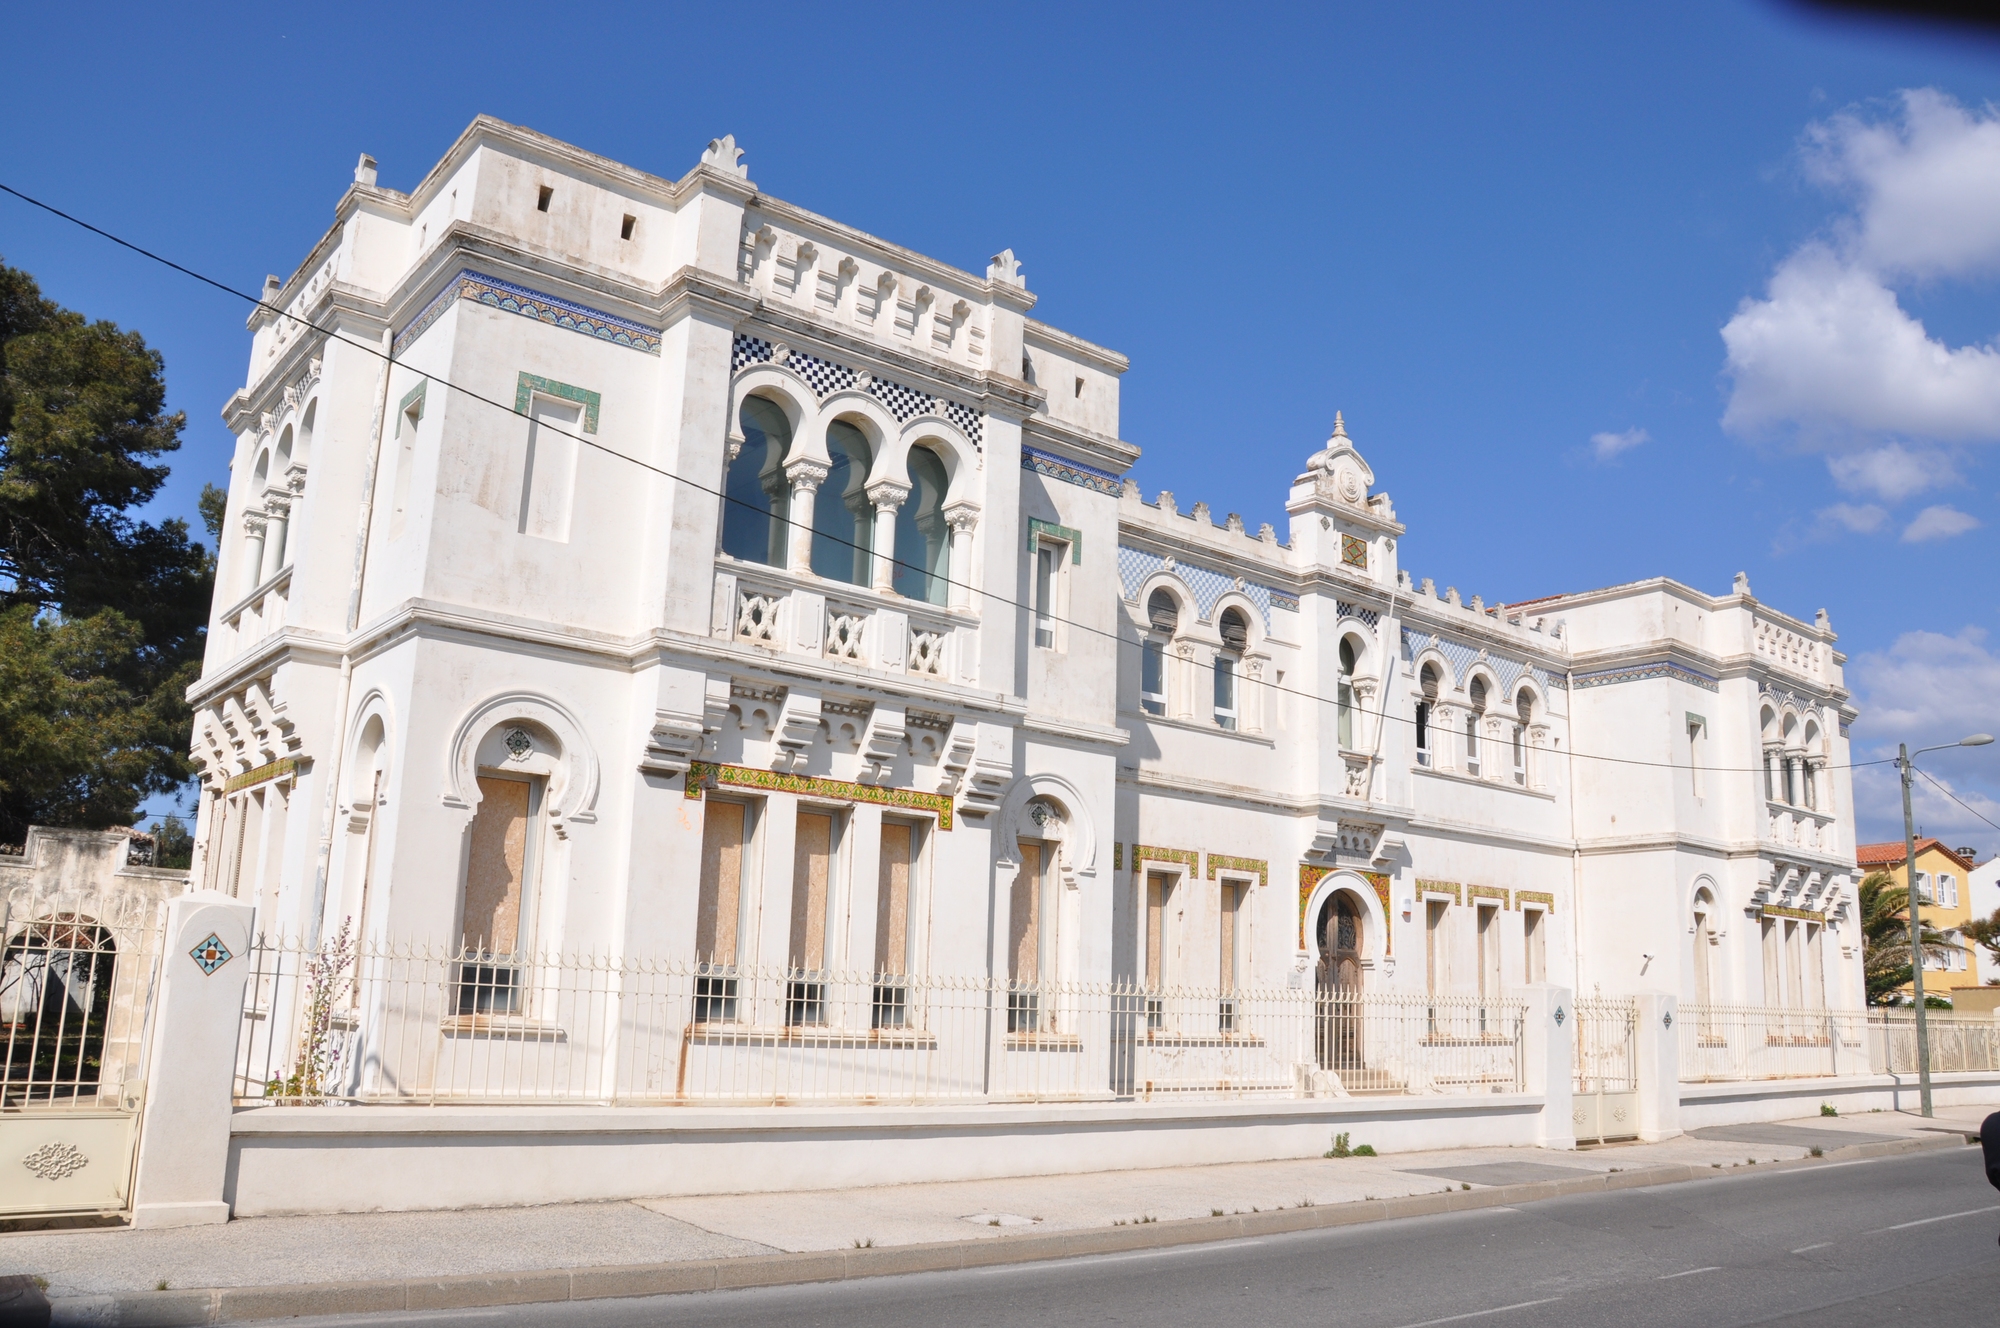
(299, 1145, 2000, 1328)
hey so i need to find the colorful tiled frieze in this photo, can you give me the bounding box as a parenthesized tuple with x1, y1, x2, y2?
(1026, 519, 1084, 562)
(514, 373, 601, 433)
(1466, 884, 1511, 910)
(1761, 904, 1824, 922)
(683, 761, 953, 829)
(1341, 534, 1368, 568)
(1298, 863, 1334, 949)
(1205, 854, 1269, 891)
(1514, 890, 1555, 913)
(1022, 444, 1123, 497)
(226, 757, 299, 793)
(1362, 871, 1392, 951)
(1571, 660, 1719, 693)
(394, 270, 663, 356)
(1113, 842, 1123, 870)
(1416, 879, 1462, 904)
(1130, 845, 1199, 876)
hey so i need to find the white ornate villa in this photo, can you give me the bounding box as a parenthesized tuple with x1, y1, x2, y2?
(164, 116, 1891, 1175)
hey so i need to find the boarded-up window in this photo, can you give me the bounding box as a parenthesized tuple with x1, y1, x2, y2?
(696, 801, 747, 966)
(1477, 904, 1500, 998)
(519, 397, 580, 541)
(876, 822, 914, 976)
(1011, 843, 1044, 984)
(464, 776, 535, 953)
(1145, 872, 1174, 989)
(1219, 881, 1243, 991)
(1426, 900, 1449, 995)
(790, 811, 834, 972)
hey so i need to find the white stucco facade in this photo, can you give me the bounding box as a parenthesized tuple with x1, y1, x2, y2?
(188, 117, 1866, 1048)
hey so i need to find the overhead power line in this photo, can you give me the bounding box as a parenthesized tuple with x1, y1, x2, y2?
(0, 181, 1895, 779)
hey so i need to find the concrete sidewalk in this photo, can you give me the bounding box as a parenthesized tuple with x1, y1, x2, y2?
(8, 1106, 1989, 1324)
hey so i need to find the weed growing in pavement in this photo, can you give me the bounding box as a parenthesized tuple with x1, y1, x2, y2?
(156, 1281, 169, 1291)
(1353, 1144, 1376, 1156)
(1821, 1104, 1838, 1117)
(1326, 1132, 1352, 1158)
(1810, 1147, 1823, 1158)
(1461, 1183, 1471, 1190)
(853, 1238, 875, 1248)
(988, 1219, 1001, 1227)
(1212, 1208, 1225, 1217)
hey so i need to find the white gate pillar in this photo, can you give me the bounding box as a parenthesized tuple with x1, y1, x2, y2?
(129, 890, 255, 1228)
(1522, 983, 1576, 1149)
(1633, 990, 1682, 1142)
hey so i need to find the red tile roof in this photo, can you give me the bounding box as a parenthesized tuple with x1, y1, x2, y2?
(1856, 839, 1975, 872)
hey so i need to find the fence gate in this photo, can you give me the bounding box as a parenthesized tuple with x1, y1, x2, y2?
(0, 883, 164, 1219)
(1572, 997, 1638, 1144)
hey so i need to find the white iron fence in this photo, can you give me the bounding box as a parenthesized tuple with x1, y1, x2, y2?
(1678, 1003, 2000, 1082)
(234, 936, 1525, 1107)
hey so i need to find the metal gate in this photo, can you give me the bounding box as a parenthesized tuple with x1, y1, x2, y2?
(1572, 997, 1638, 1143)
(0, 880, 164, 1219)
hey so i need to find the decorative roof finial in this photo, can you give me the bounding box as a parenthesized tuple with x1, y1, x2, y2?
(1332, 412, 1347, 439)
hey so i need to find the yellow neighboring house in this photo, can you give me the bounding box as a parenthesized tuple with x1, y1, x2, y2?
(1856, 838, 1981, 999)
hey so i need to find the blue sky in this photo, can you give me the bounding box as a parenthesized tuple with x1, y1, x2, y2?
(2, 2, 1996, 848)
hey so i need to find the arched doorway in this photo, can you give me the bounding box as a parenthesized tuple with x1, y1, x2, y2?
(1315, 891, 1364, 1076)
(0, 914, 116, 1104)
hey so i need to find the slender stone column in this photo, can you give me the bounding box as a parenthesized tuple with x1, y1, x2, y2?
(262, 491, 292, 573)
(240, 511, 269, 595)
(944, 505, 979, 610)
(866, 482, 909, 594)
(784, 459, 828, 575)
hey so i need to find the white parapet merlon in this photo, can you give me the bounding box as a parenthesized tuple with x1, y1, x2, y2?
(129, 890, 256, 1229)
(1521, 983, 1575, 1149)
(1633, 991, 1681, 1142)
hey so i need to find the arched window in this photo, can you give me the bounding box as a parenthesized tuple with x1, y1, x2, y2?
(298, 400, 316, 463)
(1416, 663, 1440, 766)
(1466, 677, 1487, 776)
(1215, 608, 1248, 731)
(0, 915, 116, 1102)
(1781, 715, 1799, 805)
(1513, 689, 1533, 786)
(1801, 722, 1821, 810)
(1760, 706, 1778, 801)
(893, 446, 950, 604)
(1141, 589, 1178, 716)
(1692, 888, 1715, 1009)
(811, 420, 874, 585)
(269, 426, 295, 571)
(1337, 638, 1358, 749)
(720, 397, 792, 566)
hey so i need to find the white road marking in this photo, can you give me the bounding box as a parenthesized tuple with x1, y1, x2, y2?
(1389, 1296, 1564, 1327)
(1790, 1242, 1832, 1253)
(1656, 1266, 1720, 1280)
(1869, 1204, 2000, 1233)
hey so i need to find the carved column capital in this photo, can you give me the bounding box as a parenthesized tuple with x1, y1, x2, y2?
(242, 510, 269, 535)
(784, 459, 830, 492)
(866, 481, 911, 512)
(944, 502, 980, 534)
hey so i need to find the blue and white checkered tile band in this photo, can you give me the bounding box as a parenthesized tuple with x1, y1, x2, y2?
(731, 335, 773, 371)
(943, 400, 984, 449)
(869, 375, 936, 423)
(1335, 602, 1381, 628)
(1401, 628, 1564, 695)
(788, 350, 856, 398)
(1116, 545, 1300, 633)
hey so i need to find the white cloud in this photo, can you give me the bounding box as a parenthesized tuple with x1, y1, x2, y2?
(1848, 627, 2000, 849)
(1819, 502, 1889, 535)
(1589, 427, 1649, 462)
(1721, 245, 2000, 452)
(1721, 90, 2000, 503)
(1901, 503, 1982, 542)
(1827, 442, 1962, 503)
(1804, 87, 2000, 279)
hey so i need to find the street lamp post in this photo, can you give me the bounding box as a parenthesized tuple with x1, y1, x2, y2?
(1897, 733, 1994, 1118)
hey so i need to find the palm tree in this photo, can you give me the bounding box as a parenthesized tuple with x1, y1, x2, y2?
(1858, 871, 1956, 1006)
(1960, 907, 2000, 984)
